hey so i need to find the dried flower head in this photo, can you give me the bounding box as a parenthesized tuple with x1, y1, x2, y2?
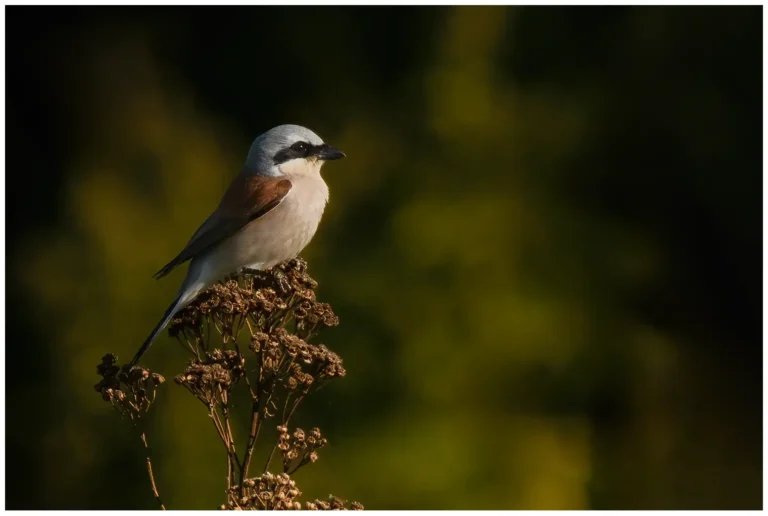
(169, 259, 339, 361)
(174, 349, 244, 405)
(223, 473, 303, 510)
(304, 496, 364, 511)
(222, 474, 363, 511)
(276, 425, 328, 474)
(249, 328, 346, 401)
(98, 258, 360, 510)
(94, 354, 165, 421)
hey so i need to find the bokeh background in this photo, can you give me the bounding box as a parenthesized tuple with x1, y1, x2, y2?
(6, 5, 762, 510)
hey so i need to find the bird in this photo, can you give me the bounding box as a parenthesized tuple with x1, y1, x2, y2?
(130, 124, 345, 365)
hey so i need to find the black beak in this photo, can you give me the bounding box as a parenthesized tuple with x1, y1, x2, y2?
(315, 144, 346, 161)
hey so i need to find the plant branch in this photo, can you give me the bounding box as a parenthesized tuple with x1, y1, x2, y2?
(140, 431, 166, 510)
(221, 390, 237, 490)
(208, 403, 243, 471)
(240, 400, 262, 493)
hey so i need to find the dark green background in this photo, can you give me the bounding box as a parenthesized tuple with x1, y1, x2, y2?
(6, 6, 762, 509)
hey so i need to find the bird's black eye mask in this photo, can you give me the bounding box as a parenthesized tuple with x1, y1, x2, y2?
(274, 141, 346, 165)
(273, 141, 317, 164)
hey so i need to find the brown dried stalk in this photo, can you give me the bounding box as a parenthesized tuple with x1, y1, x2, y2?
(95, 259, 362, 510)
(94, 354, 166, 509)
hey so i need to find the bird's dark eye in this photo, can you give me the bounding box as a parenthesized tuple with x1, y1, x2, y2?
(274, 141, 313, 164)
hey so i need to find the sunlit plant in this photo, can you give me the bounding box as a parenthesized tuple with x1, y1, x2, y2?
(95, 258, 362, 510)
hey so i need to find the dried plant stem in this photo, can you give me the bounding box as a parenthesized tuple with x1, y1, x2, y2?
(263, 394, 305, 474)
(209, 405, 242, 472)
(226, 453, 233, 490)
(96, 259, 361, 510)
(140, 431, 166, 510)
(263, 441, 278, 474)
(222, 401, 237, 490)
(240, 400, 262, 493)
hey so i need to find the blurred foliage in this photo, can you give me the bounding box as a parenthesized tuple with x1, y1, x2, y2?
(6, 5, 761, 510)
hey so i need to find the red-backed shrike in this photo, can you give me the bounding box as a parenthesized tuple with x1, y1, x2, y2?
(131, 124, 345, 364)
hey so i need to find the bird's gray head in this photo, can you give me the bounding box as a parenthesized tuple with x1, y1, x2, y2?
(245, 124, 345, 176)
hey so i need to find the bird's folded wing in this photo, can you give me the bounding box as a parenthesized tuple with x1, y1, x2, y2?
(153, 174, 292, 279)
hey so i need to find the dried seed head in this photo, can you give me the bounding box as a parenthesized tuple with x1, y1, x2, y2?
(103, 259, 361, 510)
(94, 355, 164, 419)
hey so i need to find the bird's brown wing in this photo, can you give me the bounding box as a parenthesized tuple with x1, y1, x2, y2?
(153, 174, 292, 279)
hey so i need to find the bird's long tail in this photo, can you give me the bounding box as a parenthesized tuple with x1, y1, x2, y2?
(130, 297, 181, 366)
(130, 286, 201, 366)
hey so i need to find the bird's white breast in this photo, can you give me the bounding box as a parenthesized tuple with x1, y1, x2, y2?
(199, 167, 329, 283)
